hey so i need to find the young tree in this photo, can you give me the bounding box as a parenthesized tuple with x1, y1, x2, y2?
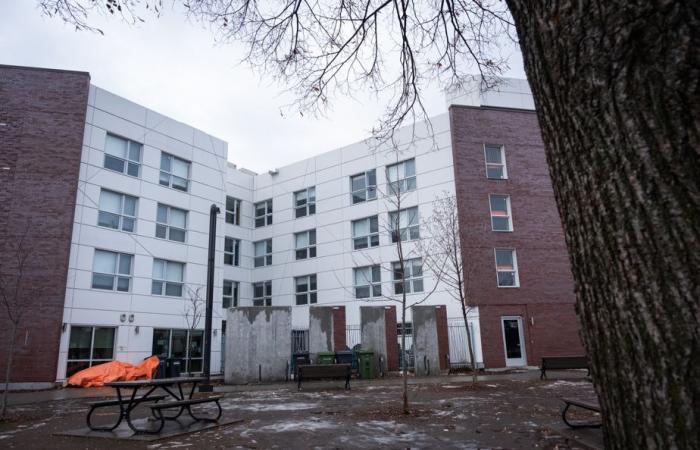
(183, 285, 204, 374)
(420, 193, 478, 385)
(34, 1, 700, 446)
(0, 228, 34, 419)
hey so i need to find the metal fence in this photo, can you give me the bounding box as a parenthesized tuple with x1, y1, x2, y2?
(346, 325, 361, 349)
(291, 329, 309, 354)
(397, 334, 415, 371)
(448, 319, 478, 368)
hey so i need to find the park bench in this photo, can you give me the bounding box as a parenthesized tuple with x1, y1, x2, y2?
(87, 395, 167, 431)
(297, 364, 351, 390)
(540, 356, 589, 379)
(561, 398, 602, 428)
(149, 396, 223, 433)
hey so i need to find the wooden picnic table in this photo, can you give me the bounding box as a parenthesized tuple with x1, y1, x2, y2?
(87, 377, 221, 434)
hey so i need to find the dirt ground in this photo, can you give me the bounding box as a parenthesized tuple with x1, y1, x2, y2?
(0, 373, 602, 449)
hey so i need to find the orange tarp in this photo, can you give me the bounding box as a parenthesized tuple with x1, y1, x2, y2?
(67, 356, 160, 388)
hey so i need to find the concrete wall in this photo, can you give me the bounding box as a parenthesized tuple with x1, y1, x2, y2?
(308, 306, 346, 361)
(412, 305, 449, 376)
(360, 306, 398, 375)
(225, 307, 291, 384)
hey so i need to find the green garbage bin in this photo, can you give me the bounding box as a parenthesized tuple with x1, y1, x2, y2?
(357, 350, 374, 379)
(317, 351, 336, 364)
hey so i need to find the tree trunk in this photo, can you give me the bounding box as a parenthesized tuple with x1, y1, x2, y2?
(401, 301, 409, 415)
(1, 322, 19, 419)
(506, 1, 700, 448)
(461, 305, 477, 385)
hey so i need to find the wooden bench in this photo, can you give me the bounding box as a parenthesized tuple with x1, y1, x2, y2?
(540, 356, 589, 379)
(562, 398, 602, 428)
(87, 395, 167, 431)
(297, 364, 351, 390)
(149, 396, 223, 433)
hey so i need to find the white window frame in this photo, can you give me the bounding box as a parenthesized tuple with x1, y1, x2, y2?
(156, 203, 187, 243)
(225, 196, 242, 225)
(393, 258, 424, 294)
(104, 133, 141, 177)
(386, 158, 417, 194)
(224, 237, 240, 266)
(159, 152, 191, 191)
(254, 239, 273, 267)
(494, 248, 520, 288)
(66, 326, 116, 377)
(352, 216, 380, 250)
(295, 274, 318, 305)
(489, 194, 513, 232)
(97, 189, 137, 232)
(223, 279, 239, 308)
(354, 265, 382, 299)
(294, 187, 316, 218)
(389, 207, 420, 242)
(295, 229, 317, 260)
(484, 144, 508, 179)
(350, 169, 377, 204)
(91, 249, 132, 292)
(253, 281, 272, 306)
(151, 258, 185, 297)
(254, 199, 273, 227)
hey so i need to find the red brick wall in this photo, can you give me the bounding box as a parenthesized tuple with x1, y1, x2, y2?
(332, 306, 346, 350)
(0, 65, 90, 382)
(449, 105, 584, 368)
(435, 306, 449, 370)
(384, 306, 399, 371)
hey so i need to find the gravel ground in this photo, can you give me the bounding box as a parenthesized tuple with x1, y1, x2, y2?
(0, 374, 602, 449)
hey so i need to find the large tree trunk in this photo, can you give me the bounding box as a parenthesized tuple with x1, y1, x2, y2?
(506, 1, 700, 448)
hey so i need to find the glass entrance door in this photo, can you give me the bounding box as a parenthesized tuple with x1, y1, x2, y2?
(501, 316, 527, 367)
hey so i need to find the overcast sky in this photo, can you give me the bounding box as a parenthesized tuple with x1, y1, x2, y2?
(1, 2, 526, 173)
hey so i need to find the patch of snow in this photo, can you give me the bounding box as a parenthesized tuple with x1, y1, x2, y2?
(254, 418, 338, 433)
(542, 381, 589, 389)
(220, 401, 319, 412)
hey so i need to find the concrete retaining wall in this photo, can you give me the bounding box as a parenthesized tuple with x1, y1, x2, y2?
(308, 306, 346, 362)
(360, 306, 398, 375)
(225, 307, 291, 384)
(412, 305, 449, 376)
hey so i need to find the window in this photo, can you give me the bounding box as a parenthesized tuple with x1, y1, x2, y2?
(294, 187, 316, 218)
(489, 194, 513, 231)
(159, 152, 190, 191)
(152, 329, 203, 373)
(255, 199, 273, 227)
(386, 159, 416, 194)
(295, 229, 317, 260)
(485, 144, 507, 179)
(104, 134, 141, 177)
(350, 170, 377, 204)
(156, 204, 187, 242)
(295, 274, 318, 305)
(397, 322, 413, 336)
(254, 239, 272, 267)
(352, 216, 379, 250)
(354, 265, 382, 299)
(97, 189, 137, 232)
(66, 326, 115, 377)
(152, 259, 184, 296)
(92, 250, 132, 292)
(223, 280, 239, 308)
(224, 237, 241, 266)
(225, 196, 242, 225)
(495, 248, 519, 287)
(389, 207, 420, 242)
(253, 281, 272, 306)
(393, 258, 424, 294)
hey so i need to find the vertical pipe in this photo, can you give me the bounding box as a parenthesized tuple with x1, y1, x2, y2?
(200, 204, 220, 392)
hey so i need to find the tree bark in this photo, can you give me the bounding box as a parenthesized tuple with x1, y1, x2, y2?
(506, 1, 700, 448)
(1, 322, 18, 419)
(461, 305, 477, 385)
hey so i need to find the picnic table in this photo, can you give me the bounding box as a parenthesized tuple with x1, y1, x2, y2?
(87, 377, 221, 434)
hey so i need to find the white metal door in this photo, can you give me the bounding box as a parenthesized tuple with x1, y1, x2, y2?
(501, 316, 527, 367)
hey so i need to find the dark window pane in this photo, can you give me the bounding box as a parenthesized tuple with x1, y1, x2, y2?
(92, 273, 114, 290)
(352, 193, 365, 204)
(296, 207, 306, 218)
(354, 238, 367, 250)
(492, 217, 510, 231)
(116, 277, 130, 292)
(68, 326, 92, 360)
(104, 155, 125, 173)
(169, 228, 186, 242)
(188, 359, 202, 373)
(254, 284, 264, 297)
(165, 283, 183, 296)
(487, 166, 504, 179)
(172, 176, 188, 191)
(296, 249, 306, 260)
(310, 292, 317, 304)
(171, 330, 187, 358)
(394, 282, 404, 294)
(159, 171, 170, 186)
(155, 224, 167, 239)
(296, 294, 307, 305)
(92, 328, 115, 359)
(370, 235, 379, 247)
(309, 247, 316, 258)
(121, 217, 135, 232)
(98, 211, 120, 229)
(223, 297, 231, 308)
(189, 331, 203, 358)
(309, 204, 315, 215)
(224, 254, 233, 265)
(355, 286, 369, 299)
(152, 280, 163, 295)
(127, 162, 139, 177)
(226, 211, 234, 224)
(160, 153, 171, 171)
(413, 279, 424, 293)
(373, 285, 382, 297)
(66, 361, 90, 377)
(255, 217, 265, 228)
(498, 272, 516, 286)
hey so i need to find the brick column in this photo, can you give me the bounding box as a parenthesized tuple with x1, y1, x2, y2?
(384, 306, 399, 371)
(332, 306, 346, 350)
(435, 306, 450, 370)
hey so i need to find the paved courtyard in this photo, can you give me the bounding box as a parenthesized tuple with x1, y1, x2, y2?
(0, 371, 603, 449)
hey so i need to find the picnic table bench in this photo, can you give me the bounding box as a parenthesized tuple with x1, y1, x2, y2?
(561, 398, 602, 428)
(540, 356, 589, 379)
(87, 377, 221, 434)
(297, 364, 351, 390)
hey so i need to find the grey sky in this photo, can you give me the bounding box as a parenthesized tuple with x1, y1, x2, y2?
(1, 2, 526, 173)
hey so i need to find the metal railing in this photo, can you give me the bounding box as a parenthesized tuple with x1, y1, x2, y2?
(346, 325, 361, 349)
(447, 319, 480, 369)
(291, 329, 309, 354)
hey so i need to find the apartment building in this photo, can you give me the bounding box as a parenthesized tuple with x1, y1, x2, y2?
(0, 65, 583, 388)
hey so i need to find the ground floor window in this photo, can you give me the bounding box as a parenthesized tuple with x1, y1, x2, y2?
(152, 328, 204, 373)
(66, 326, 116, 377)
